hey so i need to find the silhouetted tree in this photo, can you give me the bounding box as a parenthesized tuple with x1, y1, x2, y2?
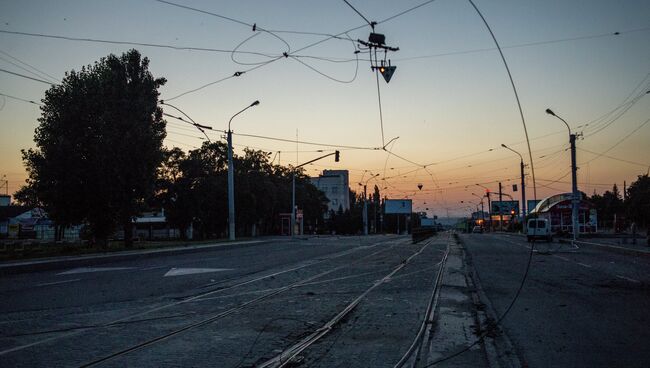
(19, 49, 166, 246)
(626, 174, 650, 228)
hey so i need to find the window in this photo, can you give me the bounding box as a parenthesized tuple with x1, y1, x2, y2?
(332, 199, 338, 206)
(331, 186, 339, 194)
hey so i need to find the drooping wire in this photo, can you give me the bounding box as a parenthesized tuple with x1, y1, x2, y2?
(0, 29, 275, 58)
(467, 0, 536, 202)
(164, 56, 283, 101)
(286, 31, 360, 84)
(423, 2, 539, 365)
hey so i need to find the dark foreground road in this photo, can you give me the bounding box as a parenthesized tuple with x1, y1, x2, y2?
(0, 235, 454, 368)
(461, 233, 650, 368)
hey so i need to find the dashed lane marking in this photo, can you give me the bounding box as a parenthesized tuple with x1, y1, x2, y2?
(37, 279, 82, 287)
(163, 268, 233, 277)
(553, 255, 570, 261)
(57, 267, 135, 275)
(576, 262, 592, 268)
(616, 275, 640, 283)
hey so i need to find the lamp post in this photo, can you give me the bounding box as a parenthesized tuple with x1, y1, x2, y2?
(471, 192, 485, 225)
(476, 183, 492, 231)
(359, 173, 379, 235)
(546, 108, 579, 242)
(501, 143, 526, 232)
(227, 100, 260, 241)
(291, 151, 340, 237)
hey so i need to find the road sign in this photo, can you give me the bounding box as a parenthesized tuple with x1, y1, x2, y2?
(491, 200, 519, 215)
(385, 199, 412, 214)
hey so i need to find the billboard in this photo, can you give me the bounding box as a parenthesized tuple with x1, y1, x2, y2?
(491, 200, 519, 215)
(527, 200, 541, 213)
(385, 199, 412, 214)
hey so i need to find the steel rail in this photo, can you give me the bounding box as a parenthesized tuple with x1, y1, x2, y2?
(77, 238, 406, 367)
(258, 238, 438, 368)
(394, 233, 451, 368)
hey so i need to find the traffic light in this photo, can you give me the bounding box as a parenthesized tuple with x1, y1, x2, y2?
(335, 150, 340, 162)
(379, 65, 396, 83)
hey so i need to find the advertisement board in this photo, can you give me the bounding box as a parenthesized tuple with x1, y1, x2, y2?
(385, 199, 412, 214)
(491, 200, 519, 215)
(527, 200, 541, 213)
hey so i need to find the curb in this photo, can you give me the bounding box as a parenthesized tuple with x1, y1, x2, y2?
(564, 239, 650, 257)
(0, 239, 275, 276)
(458, 235, 523, 368)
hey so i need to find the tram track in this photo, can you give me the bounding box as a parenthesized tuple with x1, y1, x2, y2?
(257, 236, 450, 368)
(74, 237, 412, 367)
(0, 237, 403, 358)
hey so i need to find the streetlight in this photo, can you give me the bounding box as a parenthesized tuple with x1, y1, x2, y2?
(546, 108, 579, 242)
(501, 143, 526, 232)
(227, 100, 260, 241)
(359, 173, 380, 235)
(291, 151, 340, 237)
(475, 183, 492, 231)
(470, 192, 485, 225)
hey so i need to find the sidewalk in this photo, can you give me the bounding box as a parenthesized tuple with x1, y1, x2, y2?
(0, 239, 273, 275)
(570, 236, 650, 257)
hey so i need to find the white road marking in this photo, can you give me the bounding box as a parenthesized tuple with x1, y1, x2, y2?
(616, 275, 640, 283)
(576, 262, 592, 268)
(57, 267, 135, 275)
(37, 279, 82, 287)
(553, 255, 570, 261)
(164, 267, 233, 277)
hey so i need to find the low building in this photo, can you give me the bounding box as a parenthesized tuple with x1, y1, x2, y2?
(310, 170, 350, 214)
(528, 192, 597, 234)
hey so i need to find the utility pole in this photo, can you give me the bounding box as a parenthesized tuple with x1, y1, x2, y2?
(359, 173, 378, 236)
(499, 182, 503, 231)
(227, 100, 260, 241)
(292, 151, 340, 237)
(546, 108, 579, 242)
(501, 144, 527, 232)
(476, 184, 492, 232)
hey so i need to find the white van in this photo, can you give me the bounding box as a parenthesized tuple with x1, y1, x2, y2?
(527, 218, 552, 242)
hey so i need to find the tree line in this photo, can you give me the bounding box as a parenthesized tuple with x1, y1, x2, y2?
(13, 49, 331, 246)
(589, 175, 650, 231)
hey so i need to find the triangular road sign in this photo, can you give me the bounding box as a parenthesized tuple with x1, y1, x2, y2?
(380, 66, 397, 83)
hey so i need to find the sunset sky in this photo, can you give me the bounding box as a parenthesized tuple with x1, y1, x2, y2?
(1, 0, 649, 217)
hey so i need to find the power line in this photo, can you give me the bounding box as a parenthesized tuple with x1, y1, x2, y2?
(0, 92, 43, 106)
(581, 118, 650, 166)
(0, 53, 58, 84)
(0, 68, 53, 85)
(577, 147, 648, 167)
(0, 49, 60, 83)
(0, 29, 276, 58)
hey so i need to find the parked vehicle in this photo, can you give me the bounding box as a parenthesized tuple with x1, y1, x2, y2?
(527, 218, 552, 242)
(472, 226, 483, 233)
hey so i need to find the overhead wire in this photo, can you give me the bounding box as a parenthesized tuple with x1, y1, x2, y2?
(0, 54, 58, 84)
(0, 92, 43, 106)
(0, 29, 276, 58)
(0, 68, 54, 85)
(424, 1, 539, 365)
(0, 49, 60, 83)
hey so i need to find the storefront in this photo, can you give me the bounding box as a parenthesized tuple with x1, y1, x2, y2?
(528, 193, 597, 234)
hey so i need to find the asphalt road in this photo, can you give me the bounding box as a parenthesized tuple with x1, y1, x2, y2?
(0, 235, 451, 368)
(461, 233, 650, 368)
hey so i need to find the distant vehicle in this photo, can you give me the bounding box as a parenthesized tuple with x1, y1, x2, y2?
(527, 218, 552, 242)
(472, 226, 483, 233)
